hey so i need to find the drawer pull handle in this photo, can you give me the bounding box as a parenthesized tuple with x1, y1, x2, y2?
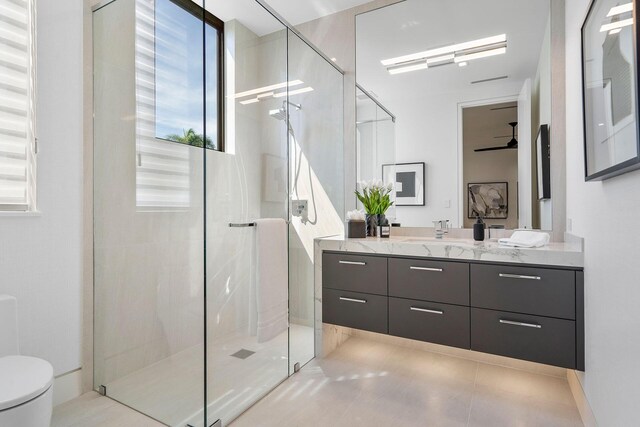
(339, 260, 367, 266)
(499, 319, 542, 329)
(410, 307, 444, 315)
(339, 297, 367, 304)
(410, 266, 443, 272)
(499, 273, 541, 281)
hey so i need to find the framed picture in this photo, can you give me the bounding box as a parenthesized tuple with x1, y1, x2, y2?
(582, 0, 640, 180)
(382, 162, 425, 206)
(536, 124, 551, 199)
(468, 182, 508, 219)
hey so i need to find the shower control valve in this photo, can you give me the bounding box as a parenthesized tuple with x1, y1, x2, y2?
(292, 199, 308, 218)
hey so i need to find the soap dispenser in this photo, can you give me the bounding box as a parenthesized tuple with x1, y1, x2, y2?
(473, 216, 485, 241)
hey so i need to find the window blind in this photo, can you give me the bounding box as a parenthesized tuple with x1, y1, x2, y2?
(0, 0, 36, 211)
(135, 0, 191, 209)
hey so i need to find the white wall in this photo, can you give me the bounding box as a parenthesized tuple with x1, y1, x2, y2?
(294, 0, 403, 215)
(388, 83, 523, 227)
(565, 1, 640, 425)
(0, 0, 83, 376)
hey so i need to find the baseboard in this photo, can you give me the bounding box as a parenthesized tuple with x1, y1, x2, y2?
(567, 370, 598, 426)
(53, 368, 83, 407)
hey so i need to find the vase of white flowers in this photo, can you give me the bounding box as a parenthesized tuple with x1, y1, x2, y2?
(355, 180, 394, 237)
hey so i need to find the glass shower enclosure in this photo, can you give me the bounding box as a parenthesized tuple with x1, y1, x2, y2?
(92, 0, 344, 425)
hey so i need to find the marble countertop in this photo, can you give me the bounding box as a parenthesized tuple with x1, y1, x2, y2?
(315, 235, 583, 268)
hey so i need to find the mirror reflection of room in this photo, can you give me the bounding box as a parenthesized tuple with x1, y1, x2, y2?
(356, 0, 552, 230)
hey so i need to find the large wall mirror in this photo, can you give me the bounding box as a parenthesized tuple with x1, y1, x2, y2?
(356, 0, 553, 230)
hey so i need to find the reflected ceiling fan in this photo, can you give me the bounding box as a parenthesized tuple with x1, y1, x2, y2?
(475, 121, 518, 152)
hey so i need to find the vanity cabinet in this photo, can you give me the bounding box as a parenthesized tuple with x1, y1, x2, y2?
(389, 297, 470, 349)
(470, 264, 575, 319)
(388, 258, 469, 305)
(323, 252, 387, 296)
(322, 251, 585, 370)
(323, 288, 388, 334)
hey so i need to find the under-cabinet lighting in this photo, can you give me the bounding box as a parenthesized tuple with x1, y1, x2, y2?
(600, 18, 633, 32)
(273, 87, 314, 97)
(381, 34, 506, 66)
(388, 61, 429, 75)
(233, 80, 303, 99)
(607, 3, 633, 17)
(454, 47, 506, 63)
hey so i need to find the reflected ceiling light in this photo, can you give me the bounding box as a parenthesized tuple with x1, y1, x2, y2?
(233, 80, 303, 99)
(458, 61, 468, 67)
(382, 34, 506, 75)
(388, 61, 429, 75)
(426, 53, 455, 66)
(454, 47, 506, 63)
(600, 18, 633, 32)
(273, 87, 314, 97)
(381, 34, 506, 66)
(257, 92, 274, 99)
(607, 3, 633, 17)
(609, 28, 622, 35)
(239, 98, 260, 105)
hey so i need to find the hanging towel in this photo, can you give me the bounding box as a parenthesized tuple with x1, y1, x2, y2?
(255, 218, 289, 343)
(498, 230, 551, 248)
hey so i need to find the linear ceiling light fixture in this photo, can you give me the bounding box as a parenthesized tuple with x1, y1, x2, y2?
(234, 80, 314, 105)
(607, 2, 633, 17)
(233, 80, 303, 99)
(381, 34, 507, 75)
(273, 86, 314, 97)
(600, 18, 633, 32)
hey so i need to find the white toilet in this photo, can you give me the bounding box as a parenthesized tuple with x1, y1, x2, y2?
(0, 295, 54, 427)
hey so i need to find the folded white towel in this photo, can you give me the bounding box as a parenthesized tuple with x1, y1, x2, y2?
(255, 218, 289, 343)
(498, 230, 550, 248)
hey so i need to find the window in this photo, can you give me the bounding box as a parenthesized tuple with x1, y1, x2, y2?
(134, 0, 223, 209)
(0, 0, 37, 211)
(155, 0, 224, 151)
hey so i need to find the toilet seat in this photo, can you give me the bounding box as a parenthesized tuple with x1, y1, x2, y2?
(0, 356, 54, 411)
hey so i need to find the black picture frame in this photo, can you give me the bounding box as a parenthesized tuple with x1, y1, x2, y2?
(381, 162, 425, 206)
(536, 124, 551, 199)
(581, 0, 640, 181)
(467, 182, 508, 219)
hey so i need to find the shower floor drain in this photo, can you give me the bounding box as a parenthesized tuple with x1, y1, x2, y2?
(230, 349, 255, 359)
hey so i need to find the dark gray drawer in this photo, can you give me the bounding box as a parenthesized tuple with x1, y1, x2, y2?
(471, 308, 576, 369)
(389, 258, 469, 305)
(389, 297, 470, 349)
(323, 252, 387, 295)
(471, 264, 575, 319)
(322, 288, 388, 334)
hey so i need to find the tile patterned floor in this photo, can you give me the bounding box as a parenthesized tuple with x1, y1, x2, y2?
(231, 337, 583, 427)
(53, 336, 583, 427)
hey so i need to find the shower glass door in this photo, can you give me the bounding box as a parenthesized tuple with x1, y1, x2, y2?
(287, 31, 344, 373)
(93, 0, 206, 425)
(203, 1, 289, 425)
(94, 1, 343, 425)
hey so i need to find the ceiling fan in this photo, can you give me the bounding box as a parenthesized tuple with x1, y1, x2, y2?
(475, 121, 518, 152)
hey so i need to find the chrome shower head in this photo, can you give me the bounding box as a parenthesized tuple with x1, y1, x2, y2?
(269, 107, 287, 121)
(269, 100, 302, 121)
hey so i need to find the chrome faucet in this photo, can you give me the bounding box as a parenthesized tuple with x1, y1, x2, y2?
(432, 220, 450, 239)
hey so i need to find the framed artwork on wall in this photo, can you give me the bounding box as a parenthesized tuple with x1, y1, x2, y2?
(582, 0, 640, 180)
(468, 182, 508, 219)
(536, 124, 551, 199)
(382, 162, 425, 206)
